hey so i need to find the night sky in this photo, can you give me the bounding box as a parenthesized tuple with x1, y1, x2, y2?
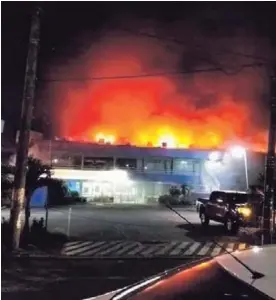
(2, 2, 276, 149)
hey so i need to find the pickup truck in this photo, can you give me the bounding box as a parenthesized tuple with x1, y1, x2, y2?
(198, 190, 256, 234)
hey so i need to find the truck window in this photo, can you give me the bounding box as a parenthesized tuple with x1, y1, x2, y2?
(210, 192, 225, 203)
(210, 192, 219, 202)
(216, 192, 225, 203)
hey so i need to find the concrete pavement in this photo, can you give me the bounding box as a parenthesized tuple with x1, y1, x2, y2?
(2, 204, 201, 241)
(1, 204, 259, 251)
(2, 257, 193, 300)
(1, 203, 258, 299)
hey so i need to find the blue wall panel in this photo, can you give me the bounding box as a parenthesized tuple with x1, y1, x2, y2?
(30, 186, 48, 208)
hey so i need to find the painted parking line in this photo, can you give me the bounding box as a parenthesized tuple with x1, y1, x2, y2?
(61, 241, 252, 257)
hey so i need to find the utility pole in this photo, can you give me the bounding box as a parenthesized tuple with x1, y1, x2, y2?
(262, 65, 276, 245)
(10, 7, 41, 250)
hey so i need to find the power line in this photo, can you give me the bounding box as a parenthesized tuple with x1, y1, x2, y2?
(116, 26, 273, 64)
(111, 27, 235, 76)
(41, 62, 264, 83)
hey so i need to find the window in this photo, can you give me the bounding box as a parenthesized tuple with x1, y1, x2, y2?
(216, 192, 225, 203)
(52, 154, 82, 168)
(173, 159, 194, 173)
(72, 156, 82, 167)
(116, 158, 137, 169)
(210, 191, 218, 202)
(144, 158, 171, 172)
(82, 181, 92, 196)
(210, 191, 225, 203)
(83, 157, 114, 170)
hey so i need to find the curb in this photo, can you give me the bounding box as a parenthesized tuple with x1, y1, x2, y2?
(88, 203, 195, 209)
(3, 252, 210, 260)
(88, 203, 161, 208)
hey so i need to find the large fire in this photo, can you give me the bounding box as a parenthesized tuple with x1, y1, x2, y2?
(49, 32, 268, 152)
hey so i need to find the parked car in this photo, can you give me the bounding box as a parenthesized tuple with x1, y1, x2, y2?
(87, 245, 276, 300)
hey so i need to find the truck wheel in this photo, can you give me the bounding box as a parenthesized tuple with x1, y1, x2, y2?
(224, 218, 239, 235)
(200, 211, 210, 226)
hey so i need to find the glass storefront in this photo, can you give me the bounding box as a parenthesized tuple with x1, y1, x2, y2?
(64, 179, 173, 204)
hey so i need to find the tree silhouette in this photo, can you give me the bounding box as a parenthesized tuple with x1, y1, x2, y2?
(2, 157, 52, 233)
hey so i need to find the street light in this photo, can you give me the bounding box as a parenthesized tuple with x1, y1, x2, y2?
(229, 146, 249, 191)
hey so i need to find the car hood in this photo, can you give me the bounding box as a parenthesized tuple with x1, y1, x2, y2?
(84, 275, 162, 300)
(83, 289, 121, 300)
(85, 245, 276, 300)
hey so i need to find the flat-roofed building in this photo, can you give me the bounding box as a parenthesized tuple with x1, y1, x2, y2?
(31, 139, 261, 204)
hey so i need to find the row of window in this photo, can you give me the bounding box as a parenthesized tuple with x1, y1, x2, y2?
(51, 155, 200, 173)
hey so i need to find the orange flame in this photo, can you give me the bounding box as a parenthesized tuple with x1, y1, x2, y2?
(50, 32, 268, 152)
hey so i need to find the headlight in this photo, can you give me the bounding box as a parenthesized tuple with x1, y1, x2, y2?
(237, 207, 251, 217)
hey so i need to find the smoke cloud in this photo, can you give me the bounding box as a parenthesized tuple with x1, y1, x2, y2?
(46, 27, 270, 152)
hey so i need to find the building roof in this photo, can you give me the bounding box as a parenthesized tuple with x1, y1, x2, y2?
(38, 140, 219, 159)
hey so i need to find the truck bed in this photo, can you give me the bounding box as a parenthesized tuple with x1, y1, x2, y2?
(196, 197, 209, 211)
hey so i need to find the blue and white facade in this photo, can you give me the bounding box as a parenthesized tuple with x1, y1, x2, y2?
(34, 140, 250, 204)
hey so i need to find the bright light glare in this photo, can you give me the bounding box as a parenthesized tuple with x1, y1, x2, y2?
(39, 173, 48, 178)
(95, 133, 115, 144)
(229, 146, 246, 158)
(112, 276, 161, 300)
(237, 207, 251, 217)
(208, 151, 221, 162)
(95, 132, 105, 142)
(204, 160, 222, 170)
(106, 135, 115, 144)
(222, 153, 231, 164)
(51, 168, 129, 183)
(158, 134, 176, 148)
(252, 246, 262, 253)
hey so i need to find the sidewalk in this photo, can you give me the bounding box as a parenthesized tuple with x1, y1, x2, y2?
(87, 202, 196, 210)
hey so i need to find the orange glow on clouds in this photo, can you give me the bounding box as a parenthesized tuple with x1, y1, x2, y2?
(50, 32, 268, 152)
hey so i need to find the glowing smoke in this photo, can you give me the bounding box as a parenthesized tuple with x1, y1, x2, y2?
(47, 30, 269, 152)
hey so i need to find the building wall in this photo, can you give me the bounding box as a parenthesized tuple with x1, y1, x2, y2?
(31, 140, 266, 204)
(43, 141, 215, 203)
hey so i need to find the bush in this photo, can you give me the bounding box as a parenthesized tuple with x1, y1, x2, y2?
(70, 191, 80, 198)
(158, 194, 193, 206)
(158, 194, 181, 205)
(63, 196, 87, 204)
(90, 196, 114, 203)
